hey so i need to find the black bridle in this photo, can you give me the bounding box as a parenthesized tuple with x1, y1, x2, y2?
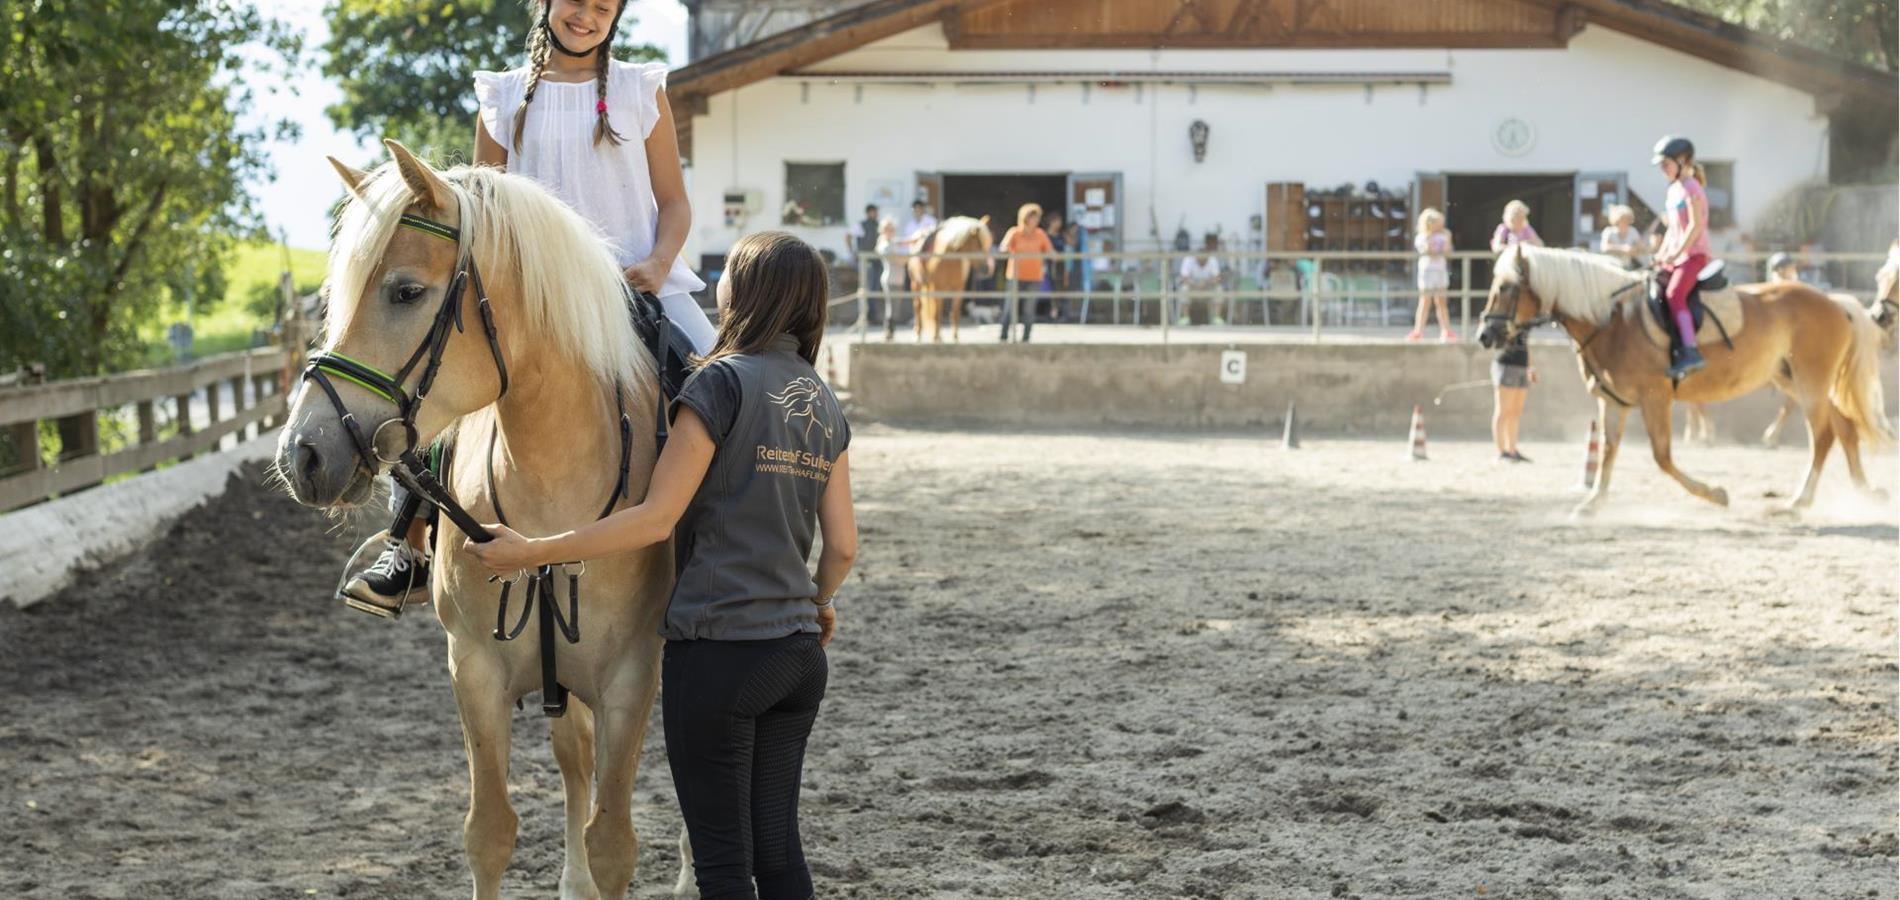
(301, 212, 509, 542)
(1483, 263, 1645, 408)
(306, 207, 657, 718)
(1480, 277, 1558, 340)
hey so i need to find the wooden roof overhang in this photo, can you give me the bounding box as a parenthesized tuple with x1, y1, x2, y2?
(669, 0, 1897, 161)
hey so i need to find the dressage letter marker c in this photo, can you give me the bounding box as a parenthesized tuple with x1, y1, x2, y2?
(1219, 350, 1247, 385)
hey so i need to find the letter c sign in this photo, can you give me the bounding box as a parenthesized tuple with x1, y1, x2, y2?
(1219, 350, 1247, 385)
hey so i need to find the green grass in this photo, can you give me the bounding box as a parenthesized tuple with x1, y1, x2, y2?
(141, 241, 326, 365)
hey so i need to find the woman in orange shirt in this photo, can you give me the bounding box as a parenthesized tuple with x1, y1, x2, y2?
(998, 202, 1054, 342)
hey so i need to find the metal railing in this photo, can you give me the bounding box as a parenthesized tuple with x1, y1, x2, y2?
(836, 249, 1893, 342)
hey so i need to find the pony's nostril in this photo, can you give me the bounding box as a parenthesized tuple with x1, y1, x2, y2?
(296, 438, 323, 486)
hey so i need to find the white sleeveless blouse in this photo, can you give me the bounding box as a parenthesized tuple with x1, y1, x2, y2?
(474, 60, 704, 299)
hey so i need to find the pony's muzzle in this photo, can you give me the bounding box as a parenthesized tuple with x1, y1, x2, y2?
(277, 423, 373, 508)
(1477, 321, 1503, 350)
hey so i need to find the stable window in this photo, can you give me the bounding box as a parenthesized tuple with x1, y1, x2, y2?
(1702, 161, 1735, 230)
(783, 162, 845, 227)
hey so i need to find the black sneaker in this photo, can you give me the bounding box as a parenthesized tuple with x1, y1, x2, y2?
(1668, 346, 1707, 380)
(340, 539, 430, 617)
(1507, 451, 1533, 464)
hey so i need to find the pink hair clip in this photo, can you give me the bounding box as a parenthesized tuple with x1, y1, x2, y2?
(596, 99, 607, 115)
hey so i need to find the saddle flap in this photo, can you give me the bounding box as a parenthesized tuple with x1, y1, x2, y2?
(627, 290, 695, 399)
(1643, 281, 1747, 350)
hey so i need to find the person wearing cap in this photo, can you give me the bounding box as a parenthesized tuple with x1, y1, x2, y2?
(1652, 135, 1711, 380)
(1765, 252, 1800, 283)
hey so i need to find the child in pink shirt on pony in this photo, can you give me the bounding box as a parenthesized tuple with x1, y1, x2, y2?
(1652, 135, 1711, 379)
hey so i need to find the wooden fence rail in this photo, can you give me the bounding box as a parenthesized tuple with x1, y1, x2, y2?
(0, 347, 294, 513)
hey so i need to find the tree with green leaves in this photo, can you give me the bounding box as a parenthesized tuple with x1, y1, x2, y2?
(1677, 0, 1896, 72)
(0, 1, 301, 377)
(322, 0, 663, 165)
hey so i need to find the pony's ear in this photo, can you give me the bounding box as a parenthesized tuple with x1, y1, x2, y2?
(327, 156, 370, 199)
(979, 214, 991, 226)
(1513, 244, 1530, 281)
(384, 138, 448, 210)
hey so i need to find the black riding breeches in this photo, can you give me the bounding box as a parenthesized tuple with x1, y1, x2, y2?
(663, 634, 828, 900)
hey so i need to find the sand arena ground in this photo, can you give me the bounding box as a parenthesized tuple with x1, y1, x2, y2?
(1, 428, 1894, 899)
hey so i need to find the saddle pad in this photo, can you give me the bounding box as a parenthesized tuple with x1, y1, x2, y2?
(1635, 285, 1747, 348)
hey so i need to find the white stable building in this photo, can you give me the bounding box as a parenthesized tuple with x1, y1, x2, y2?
(667, 0, 1895, 276)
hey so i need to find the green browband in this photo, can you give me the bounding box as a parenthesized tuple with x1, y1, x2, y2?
(398, 214, 458, 243)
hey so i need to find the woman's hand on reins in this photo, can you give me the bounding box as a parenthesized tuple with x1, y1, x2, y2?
(464, 524, 542, 573)
(623, 258, 669, 294)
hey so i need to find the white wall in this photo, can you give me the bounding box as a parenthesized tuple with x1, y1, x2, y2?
(685, 23, 1828, 261)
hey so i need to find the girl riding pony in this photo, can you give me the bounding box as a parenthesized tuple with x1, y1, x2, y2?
(1652, 135, 1710, 379)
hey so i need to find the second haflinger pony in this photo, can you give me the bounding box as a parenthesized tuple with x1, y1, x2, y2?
(1479, 243, 1892, 517)
(274, 141, 690, 899)
(907, 215, 995, 343)
(1688, 271, 1898, 448)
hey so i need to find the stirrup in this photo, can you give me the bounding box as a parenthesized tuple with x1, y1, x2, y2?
(335, 530, 418, 620)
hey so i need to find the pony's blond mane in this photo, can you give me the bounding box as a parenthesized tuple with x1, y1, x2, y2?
(326, 163, 650, 391)
(1495, 243, 1645, 325)
(930, 216, 993, 254)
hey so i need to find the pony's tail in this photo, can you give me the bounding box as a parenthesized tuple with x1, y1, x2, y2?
(1830, 299, 1896, 448)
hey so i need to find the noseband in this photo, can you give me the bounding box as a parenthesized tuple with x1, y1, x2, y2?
(301, 212, 509, 540)
(1482, 278, 1559, 338)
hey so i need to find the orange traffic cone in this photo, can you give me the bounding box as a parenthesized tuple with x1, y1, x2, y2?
(1578, 419, 1601, 491)
(1408, 405, 1428, 461)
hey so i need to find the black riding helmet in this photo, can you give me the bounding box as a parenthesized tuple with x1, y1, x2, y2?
(1651, 135, 1695, 163)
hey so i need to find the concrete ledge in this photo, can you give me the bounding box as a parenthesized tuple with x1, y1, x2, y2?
(1, 431, 279, 609)
(848, 341, 1898, 441)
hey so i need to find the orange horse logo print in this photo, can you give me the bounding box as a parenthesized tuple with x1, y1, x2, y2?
(767, 377, 835, 441)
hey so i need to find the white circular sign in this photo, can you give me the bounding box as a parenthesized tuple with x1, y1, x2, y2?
(1492, 118, 1536, 157)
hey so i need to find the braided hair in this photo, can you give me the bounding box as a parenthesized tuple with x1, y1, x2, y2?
(511, 0, 627, 152)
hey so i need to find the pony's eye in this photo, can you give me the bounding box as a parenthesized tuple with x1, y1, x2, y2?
(394, 283, 428, 305)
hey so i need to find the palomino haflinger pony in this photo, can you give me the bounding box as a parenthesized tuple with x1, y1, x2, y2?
(274, 140, 692, 899)
(906, 215, 994, 343)
(1479, 243, 1894, 517)
(1685, 250, 1900, 447)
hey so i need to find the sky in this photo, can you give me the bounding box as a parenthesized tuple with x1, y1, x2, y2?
(250, 0, 690, 250)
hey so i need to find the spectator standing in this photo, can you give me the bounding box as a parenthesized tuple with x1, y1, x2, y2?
(875, 217, 904, 340)
(1046, 211, 1069, 320)
(1409, 208, 1454, 342)
(1598, 205, 1644, 269)
(997, 202, 1054, 342)
(1490, 199, 1543, 254)
(847, 204, 882, 325)
(1765, 251, 1799, 283)
(904, 200, 938, 250)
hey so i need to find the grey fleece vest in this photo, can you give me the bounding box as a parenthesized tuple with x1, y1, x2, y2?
(661, 335, 848, 641)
